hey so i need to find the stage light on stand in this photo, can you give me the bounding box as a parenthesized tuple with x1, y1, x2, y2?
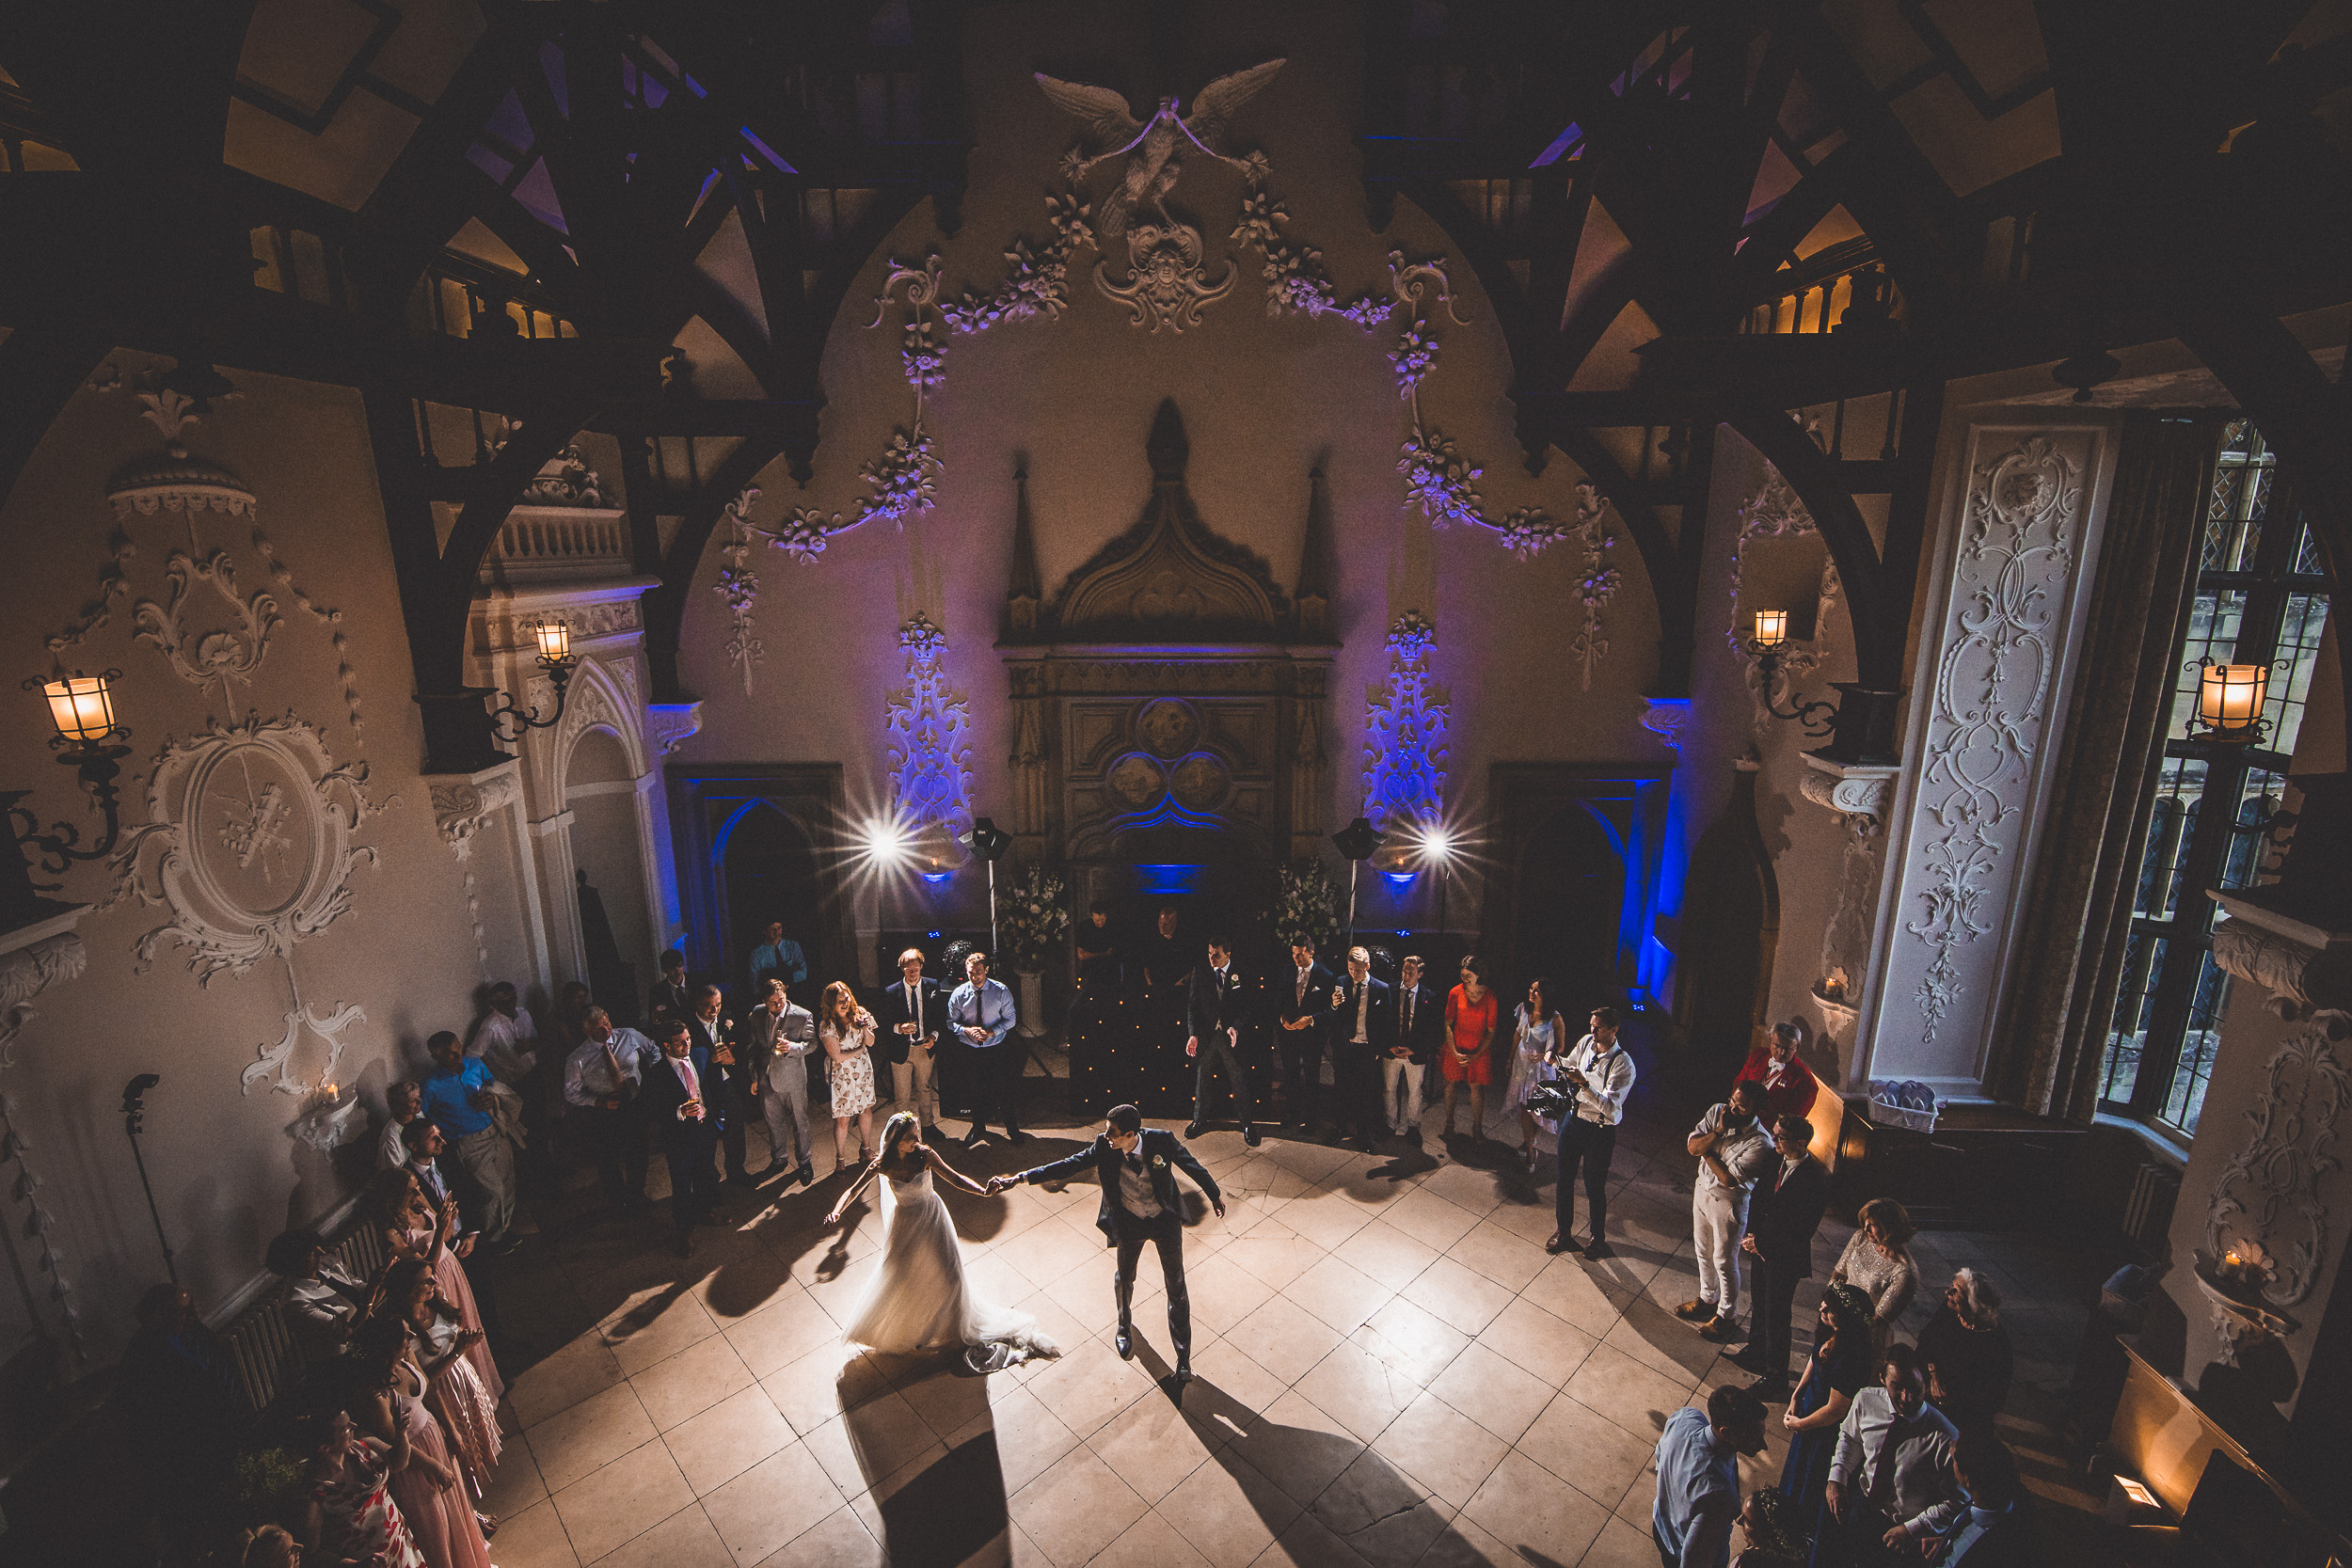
(958, 816, 1012, 955)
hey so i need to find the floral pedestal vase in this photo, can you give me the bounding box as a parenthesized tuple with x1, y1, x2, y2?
(1014, 971, 1049, 1038)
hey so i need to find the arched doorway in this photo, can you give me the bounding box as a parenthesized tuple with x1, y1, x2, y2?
(1512, 803, 1629, 1019)
(565, 726, 651, 1023)
(719, 800, 823, 1002)
(1676, 764, 1781, 1058)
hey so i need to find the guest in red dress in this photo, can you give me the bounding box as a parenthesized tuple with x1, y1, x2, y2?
(1440, 956, 1500, 1140)
(1734, 1022, 1820, 1126)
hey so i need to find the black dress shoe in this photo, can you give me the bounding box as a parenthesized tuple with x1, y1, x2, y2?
(1725, 1348, 1769, 1374)
(963, 1130, 985, 1148)
(921, 1126, 946, 1143)
(1745, 1380, 1791, 1403)
(1243, 1125, 1261, 1147)
(1007, 1130, 1029, 1145)
(1115, 1323, 1134, 1360)
(1581, 1241, 1614, 1259)
(1184, 1123, 1207, 1139)
(1545, 1233, 1581, 1256)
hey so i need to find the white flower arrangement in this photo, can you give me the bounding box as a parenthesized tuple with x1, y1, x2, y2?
(997, 863, 1071, 974)
(1270, 860, 1343, 953)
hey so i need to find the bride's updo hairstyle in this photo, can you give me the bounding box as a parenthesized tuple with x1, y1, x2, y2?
(878, 1110, 925, 1175)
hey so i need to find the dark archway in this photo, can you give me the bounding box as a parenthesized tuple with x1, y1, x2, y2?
(719, 800, 823, 1001)
(1675, 763, 1781, 1058)
(1511, 802, 1629, 1020)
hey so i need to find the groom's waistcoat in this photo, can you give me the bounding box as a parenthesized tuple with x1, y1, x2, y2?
(1025, 1129, 1221, 1246)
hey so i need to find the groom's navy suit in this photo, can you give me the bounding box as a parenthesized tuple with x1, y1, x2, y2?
(1017, 1129, 1220, 1372)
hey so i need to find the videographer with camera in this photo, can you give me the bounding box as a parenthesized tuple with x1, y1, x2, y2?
(1545, 1006, 1635, 1259)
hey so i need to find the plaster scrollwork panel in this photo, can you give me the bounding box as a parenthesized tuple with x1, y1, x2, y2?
(111, 713, 383, 982)
(2205, 1008, 2349, 1310)
(1900, 436, 2081, 1050)
(886, 615, 974, 832)
(1361, 611, 1450, 832)
(107, 714, 386, 1095)
(647, 702, 703, 757)
(430, 768, 523, 862)
(133, 547, 280, 692)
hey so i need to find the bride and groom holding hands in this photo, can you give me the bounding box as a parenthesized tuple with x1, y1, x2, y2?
(825, 1103, 1226, 1386)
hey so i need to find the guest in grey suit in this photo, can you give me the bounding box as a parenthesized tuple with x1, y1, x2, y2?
(744, 977, 817, 1185)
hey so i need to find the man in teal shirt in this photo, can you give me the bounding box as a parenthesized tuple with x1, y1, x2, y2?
(421, 1031, 517, 1251)
(1653, 1386, 1768, 1568)
(748, 921, 807, 997)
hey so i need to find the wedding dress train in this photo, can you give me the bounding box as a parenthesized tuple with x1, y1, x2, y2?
(839, 1169, 1060, 1368)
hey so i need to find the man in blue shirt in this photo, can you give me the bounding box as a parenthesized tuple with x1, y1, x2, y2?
(1654, 1386, 1768, 1568)
(748, 921, 807, 998)
(949, 949, 1024, 1148)
(421, 1030, 518, 1251)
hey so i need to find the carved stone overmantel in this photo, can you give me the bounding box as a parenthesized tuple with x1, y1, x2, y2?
(998, 402, 1335, 876)
(0, 909, 89, 1069)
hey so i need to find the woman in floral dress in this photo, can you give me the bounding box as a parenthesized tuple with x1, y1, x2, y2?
(1502, 977, 1562, 1169)
(296, 1406, 425, 1568)
(820, 979, 880, 1172)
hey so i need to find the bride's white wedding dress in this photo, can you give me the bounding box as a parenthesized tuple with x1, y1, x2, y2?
(839, 1168, 1060, 1367)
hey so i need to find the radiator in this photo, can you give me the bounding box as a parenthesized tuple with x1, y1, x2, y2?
(2123, 1162, 2181, 1256)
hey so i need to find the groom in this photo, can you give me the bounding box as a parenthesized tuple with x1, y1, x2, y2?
(989, 1105, 1223, 1386)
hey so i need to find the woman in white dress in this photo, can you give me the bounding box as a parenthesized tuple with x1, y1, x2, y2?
(1502, 977, 1562, 1170)
(826, 1112, 1061, 1370)
(819, 980, 879, 1173)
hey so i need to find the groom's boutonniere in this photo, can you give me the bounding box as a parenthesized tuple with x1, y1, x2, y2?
(1152, 1155, 1168, 1169)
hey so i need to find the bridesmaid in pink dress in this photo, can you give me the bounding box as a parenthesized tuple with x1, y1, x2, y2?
(349, 1319, 492, 1568)
(390, 1259, 502, 1505)
(366, 1167, 504, 1406)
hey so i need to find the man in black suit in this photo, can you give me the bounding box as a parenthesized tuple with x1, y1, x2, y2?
(882, 947, 946, 1139)
(1183, 934, 1261, 1147)
(1381, 953, 1443, 1146)
(991, 1103, 1225, 1388)
(642, 1017, 727, 1256)
(687, 984, 757, 1185)
(1328, 944, 1392, 1150)
(1733, 1114, 1831, 1398)
(1274, 939, 1336, 1130)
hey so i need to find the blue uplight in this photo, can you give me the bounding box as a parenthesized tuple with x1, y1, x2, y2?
(1381, 870, 1418, 890)
(920, 871, 953, 885)
(1134, 863, 1205, 895)
(927, 930, 942, 940)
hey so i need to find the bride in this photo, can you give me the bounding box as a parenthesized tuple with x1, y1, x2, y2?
(826, 1111, 1061, 1370)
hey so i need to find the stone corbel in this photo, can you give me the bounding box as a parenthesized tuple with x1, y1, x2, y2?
(1639, 698, 1691, 752)
(2209, 892, 2352, 1019)
(1799, 753, 1899, 840)
(429, 762, 524, 863)
(0, 911, 89, 1069)
(646, 702, 703, 757)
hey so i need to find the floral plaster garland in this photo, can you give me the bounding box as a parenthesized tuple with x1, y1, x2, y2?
(716, 486, 764, 694)
(1565, 483, 1620, 689)
(1, 1088, 87, 1363)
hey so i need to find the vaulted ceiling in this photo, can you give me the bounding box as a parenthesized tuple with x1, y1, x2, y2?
(3, 0, 2348, 763)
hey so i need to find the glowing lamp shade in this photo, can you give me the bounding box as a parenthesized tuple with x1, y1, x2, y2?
(1752, 609, 1788, 649)
(532, 619, 572, 662)
(2197, 662, 2267, 736)
(42, 673, 117, 742)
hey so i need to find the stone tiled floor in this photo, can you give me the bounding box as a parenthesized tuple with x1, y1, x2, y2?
(466, 1048, 2110, 1567)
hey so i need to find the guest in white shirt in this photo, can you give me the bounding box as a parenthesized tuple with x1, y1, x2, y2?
(1679, 1081, 1776, 1341)
(1828, 1343, 1968, 1560)
(377, 1081, 422, 1172)
(267, 1228, 373, 1361)
(466, 980, 539, 1085)
(1548, 1006, 1636, 1259)
(563, 1007, 660, 1209)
